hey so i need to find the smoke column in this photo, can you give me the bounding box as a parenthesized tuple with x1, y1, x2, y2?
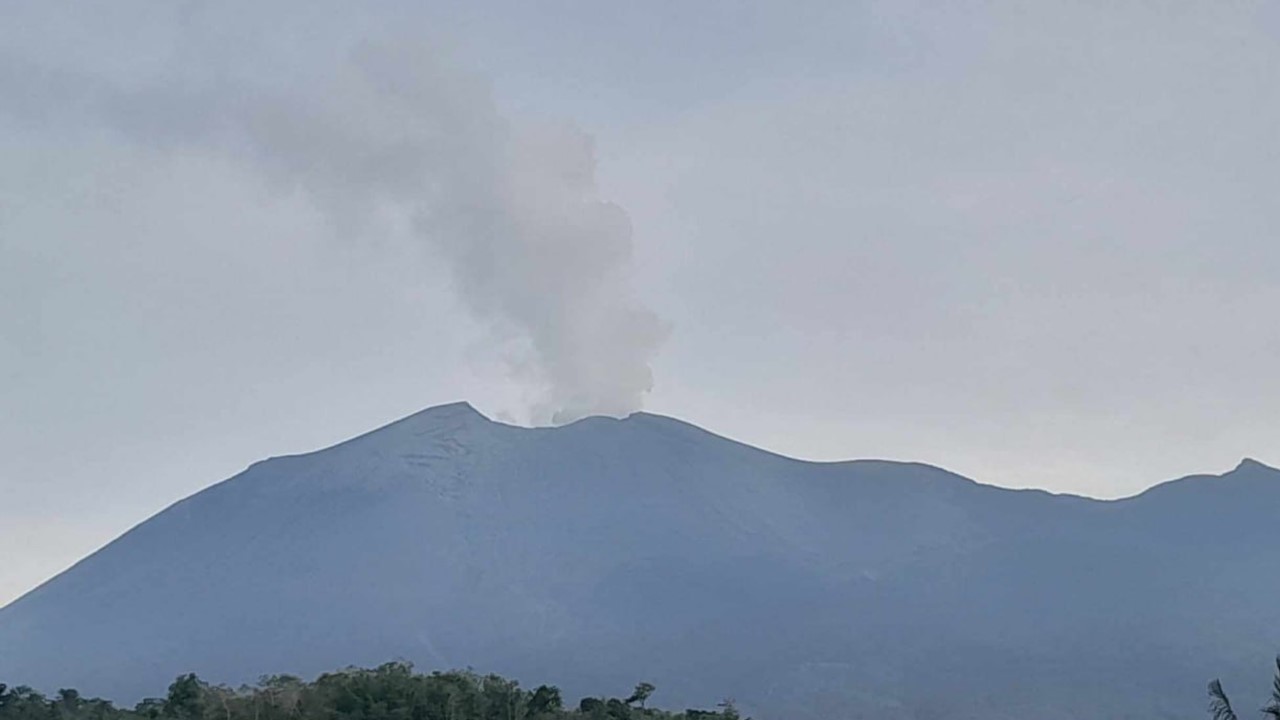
(4, 22, 666, 424)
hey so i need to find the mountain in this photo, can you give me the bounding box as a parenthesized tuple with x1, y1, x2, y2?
(1, 402, 1278, 719)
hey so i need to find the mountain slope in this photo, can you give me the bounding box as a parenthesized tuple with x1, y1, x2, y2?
(1, 402, 1277, 720)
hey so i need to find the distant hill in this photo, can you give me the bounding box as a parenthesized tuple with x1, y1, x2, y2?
(2, 402, 1277, 719)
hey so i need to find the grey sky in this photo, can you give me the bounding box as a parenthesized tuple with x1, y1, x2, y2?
(2, 1, 1278, 606)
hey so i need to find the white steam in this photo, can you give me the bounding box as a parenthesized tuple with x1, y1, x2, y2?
(6, 36, 666, 424)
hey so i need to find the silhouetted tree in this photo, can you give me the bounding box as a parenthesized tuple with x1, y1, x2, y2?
(1210, 679, 1238, 720)
(527, 686, 562, 717)
(163, 675, 205, 720)
(1210, 657, 1280, 720)
(1266, 657, 1280, 720)
(624, 685, 654, 710)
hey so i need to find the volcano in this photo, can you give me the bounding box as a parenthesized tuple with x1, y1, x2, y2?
(2, 402, 1278, 719)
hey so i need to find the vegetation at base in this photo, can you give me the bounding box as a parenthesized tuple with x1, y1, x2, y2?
(0, 662, 743, 720)
(1208, 657, 1280, 720)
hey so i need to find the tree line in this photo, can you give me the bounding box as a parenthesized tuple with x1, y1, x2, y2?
(0, 662, 742, 720)
(12, 655, 1275, 719)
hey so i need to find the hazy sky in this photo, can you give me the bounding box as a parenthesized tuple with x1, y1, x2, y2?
(3, 1, 1278, 606)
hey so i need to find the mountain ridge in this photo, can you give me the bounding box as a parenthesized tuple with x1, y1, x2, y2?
(274, 399, 1277, 501)
(2, 402, 1277, 720)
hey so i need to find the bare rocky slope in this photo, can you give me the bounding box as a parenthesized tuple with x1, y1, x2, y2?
(2, 402, 1277, 719)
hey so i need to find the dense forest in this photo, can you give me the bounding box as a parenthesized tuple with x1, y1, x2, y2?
(7, 656, 1280, 720)
(0, 662, 742, 720)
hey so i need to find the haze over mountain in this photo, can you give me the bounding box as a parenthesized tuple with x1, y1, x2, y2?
(1, 402, 1277, 719)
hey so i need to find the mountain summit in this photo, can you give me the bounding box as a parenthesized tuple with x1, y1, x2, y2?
(1, 403, 1277, 720)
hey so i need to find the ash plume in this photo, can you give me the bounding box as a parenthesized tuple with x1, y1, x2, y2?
(3, 29, 665, 424)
